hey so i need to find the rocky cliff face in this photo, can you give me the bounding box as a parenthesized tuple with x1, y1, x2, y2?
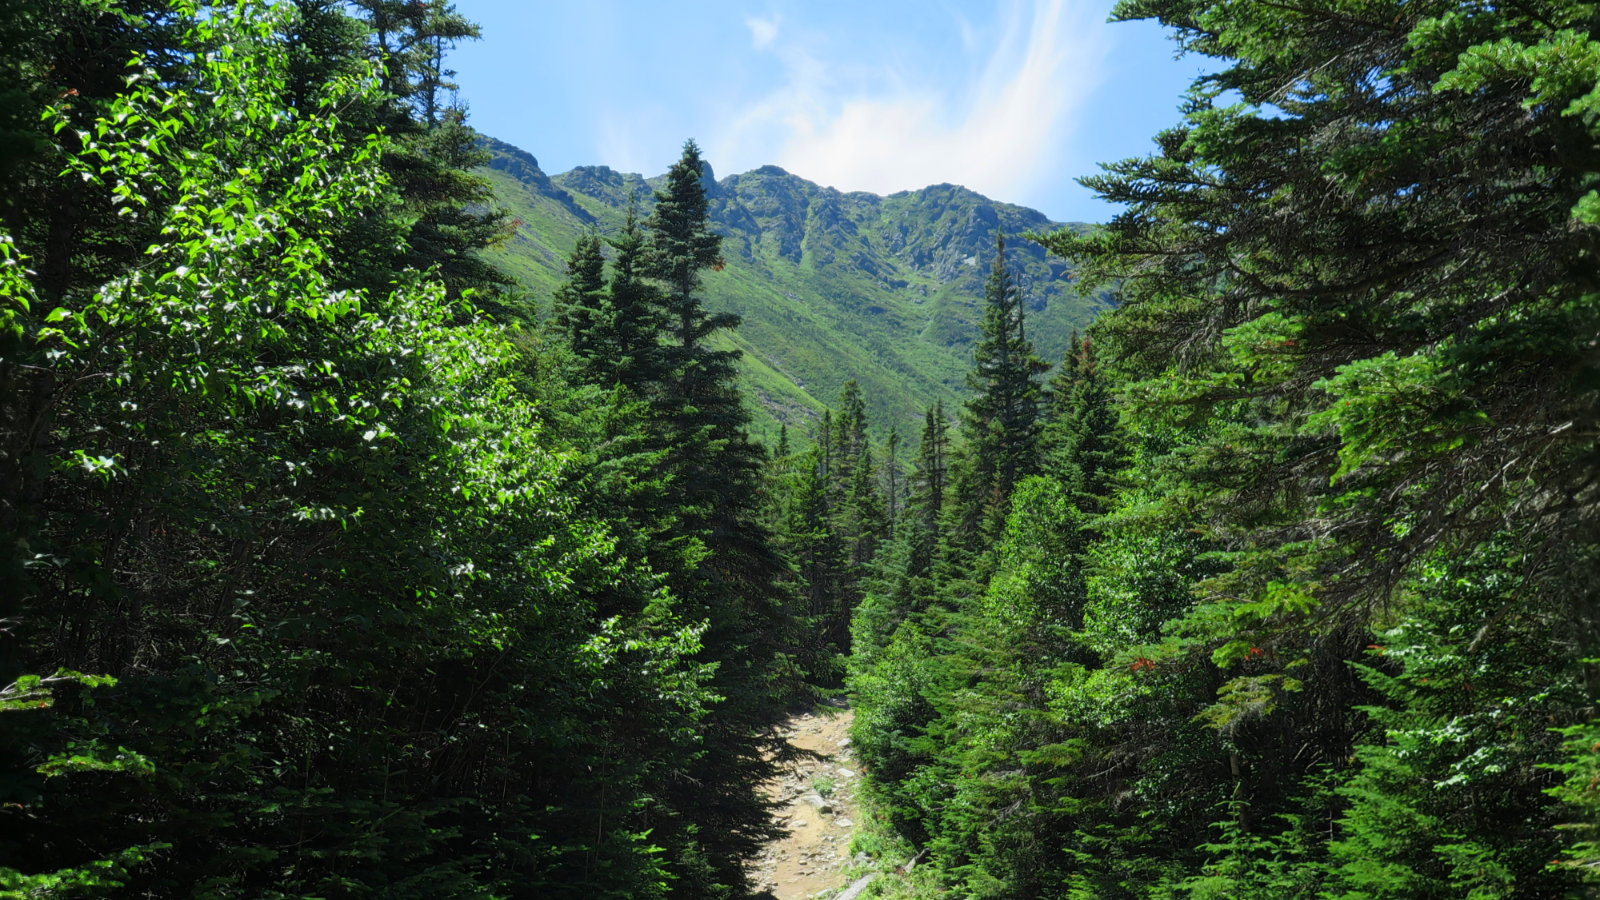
(478, 137, 1106, 437)
(480, 136, 594, 224)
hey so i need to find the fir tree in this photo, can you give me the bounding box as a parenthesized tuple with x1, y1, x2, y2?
(909, 401, 951, 581)
(884, 427, 902, 532)
(1041, 332, 1123, 513)
(551, 230, 607, 363)
(834, 380, 871, 488)
(785, 449, 844, 638)
(844, 446, 886, 575)
(640, 141, 761, 542)
(645, 140, 738, 423)
(952, 233, 1048, 555)
(601, 198, 666, 389)
(773, 384, 890, 664)
(637, 139, 801, 897)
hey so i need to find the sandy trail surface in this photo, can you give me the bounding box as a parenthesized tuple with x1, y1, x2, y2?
(747, 705, 863, 899)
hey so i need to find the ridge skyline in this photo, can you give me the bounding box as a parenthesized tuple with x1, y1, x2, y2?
(477, 134, 1106, 440)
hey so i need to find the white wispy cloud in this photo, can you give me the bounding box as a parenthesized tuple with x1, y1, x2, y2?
(746, 15, 780, 49)
(712, 0, 1107, 208)
(955, 11, 980, 55)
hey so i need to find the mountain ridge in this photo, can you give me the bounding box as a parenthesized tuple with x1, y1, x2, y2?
(479, 136, 1107, 438)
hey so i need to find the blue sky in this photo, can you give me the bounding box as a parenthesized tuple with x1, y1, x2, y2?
(450, 1, 1208, 223)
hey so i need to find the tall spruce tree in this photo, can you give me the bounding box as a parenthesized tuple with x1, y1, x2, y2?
(551, 230, 607, 362)
(785, 447, 845, 644)
(830, 382, 885, 652)
(1041, 332, 1123, 513)
(771, 383, 894, 665)
(951, 234, 1048, 557)
(884, 427, 902, 531)
(833, 381, 871, 490)
(636, 139, 802, 898)
(910, 402, 951, 583)
(848, 404, 950, 680)
(640, 142, 764, 543)
(601, 199, 666, 388)
(1048, 0, 1600, 635)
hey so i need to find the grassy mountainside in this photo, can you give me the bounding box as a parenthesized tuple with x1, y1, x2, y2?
(479, 136, 1107, 439)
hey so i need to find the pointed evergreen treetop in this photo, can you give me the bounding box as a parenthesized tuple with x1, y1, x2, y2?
(646, 139, 724, 337)
(955, 233, 1048, 547)
(551, 230, 606, 361)
(601, 198, 667, 388)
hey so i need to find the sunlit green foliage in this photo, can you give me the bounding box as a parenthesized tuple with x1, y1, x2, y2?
(847, 0, 1600, 895)
(0, 3, 721, 897)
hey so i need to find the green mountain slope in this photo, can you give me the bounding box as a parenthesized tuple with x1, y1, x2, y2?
(480, 136, 1107, 439)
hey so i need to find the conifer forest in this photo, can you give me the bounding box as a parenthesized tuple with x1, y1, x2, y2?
(3, 1, 1600, 897)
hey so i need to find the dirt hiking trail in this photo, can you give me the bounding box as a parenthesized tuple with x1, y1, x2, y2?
(748, 704, 869, 899)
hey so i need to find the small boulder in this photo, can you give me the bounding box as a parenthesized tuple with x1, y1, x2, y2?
(803, 793, 833, 814)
